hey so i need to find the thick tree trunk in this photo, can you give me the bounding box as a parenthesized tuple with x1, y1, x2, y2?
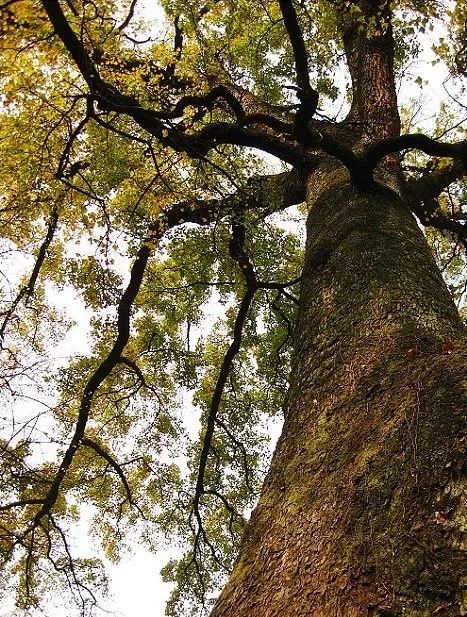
(211, 169, 467, 616)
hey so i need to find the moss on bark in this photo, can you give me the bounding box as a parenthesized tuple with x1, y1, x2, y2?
(211, 176, 467, 617)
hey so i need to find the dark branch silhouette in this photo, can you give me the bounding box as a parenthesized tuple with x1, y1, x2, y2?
(20, 223, 160, 531)
(117, 0, 138, 31)
(278, 0, 319, 137)
(0, 201, 60, 345)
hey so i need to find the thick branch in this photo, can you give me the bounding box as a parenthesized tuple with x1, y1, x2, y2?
(81, 437, 137, 508)
(28, 225, 160, 528)
(206, 73, 294, 123)
(40, 0, 98, 88)
(117, 0, 138, 31)
(193, 229, 257, 511)
(42, 2, 366, 176)
(278, 0, 319, 137)
(188, 220, 263, 588)
(406, 160, 467, 203)
(404, 161, 467, 250)
(164, 168, 309, 228)
(363, 134, 467, 173)
(0, 499, 45, 512)
(278, 0, 312, 95)
(153, 85, 245, 122)
(41, 0, 318, 169)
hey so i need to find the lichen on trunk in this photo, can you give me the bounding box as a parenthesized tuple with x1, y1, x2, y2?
(210, 172, 467, 617)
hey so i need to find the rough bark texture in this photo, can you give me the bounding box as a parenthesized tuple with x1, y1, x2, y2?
(341, 1, 400, 141)
(211, 169, 467, 617)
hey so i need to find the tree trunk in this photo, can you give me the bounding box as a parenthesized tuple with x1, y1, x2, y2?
(211, 168, 467, 616)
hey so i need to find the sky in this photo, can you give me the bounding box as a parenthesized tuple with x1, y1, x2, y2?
(79, 2, 211, 613)
(1, 2, 177, 616)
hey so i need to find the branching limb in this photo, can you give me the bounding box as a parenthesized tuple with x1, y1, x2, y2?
(215, 417, 252, 493)
(2, 166, 307, 530)
(43, 1, 365, 174)
(404, 162, 467, 250)
(81, 437, 144, 516)
(259, 276, 301, 305)
(193, 225, 257, 512)
(56, 100, 92, 179)
(25, 223, 161, 531)
(406, 160, 467, 205)
(118, 356, 149, 388)
(206, 71, 351, 146)
(150, 85, 245, 123)
(0, 499, 45, 512)
(206, 71, 295, 124)
(40, 0, 320, 169)
(118, 355, 163, 403)
(363, 133, 467, 174)
(189, 220, 259, 589)
(117, 0, 138, 31)
(0, 201, 60, 344)
(4, 168, 301, 533)
(187, 226, 300, 590)
(277, 0, 319, 137)
(164, 168, 309, 228)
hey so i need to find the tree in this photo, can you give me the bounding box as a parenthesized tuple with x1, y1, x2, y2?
(1, 0, 467, 615)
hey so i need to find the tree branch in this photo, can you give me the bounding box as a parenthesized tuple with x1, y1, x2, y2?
(0, 499, 45, 512)
(41, 0, 319, 168)
(278, 0, 319, 137)
(164, 168, 309, 228)
(27, 223, 160, 529)
(363, 134, 467, 173)
(57, 103, 92, 179)
(0, 201, 60, 344)
(117, 0, 138, 31)
(11, 166, 302, 535)
(148, 85, 245, 122)
(81, 437, 140, 511)
(192, 223, 258, 514)
(406, 160, 467, 203)
(404, 162, 467, 251)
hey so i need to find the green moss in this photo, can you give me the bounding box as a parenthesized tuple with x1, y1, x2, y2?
(214, 176, 467, 617)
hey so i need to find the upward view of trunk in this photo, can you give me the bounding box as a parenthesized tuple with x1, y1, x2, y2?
(9, 3, 467, 616)
(211, 169, 467, 616)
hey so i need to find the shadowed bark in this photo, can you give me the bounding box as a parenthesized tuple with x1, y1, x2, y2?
(211, 170, 467, 617)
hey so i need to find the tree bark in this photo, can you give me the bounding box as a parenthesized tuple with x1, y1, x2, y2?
(211, 168, 467, 617)
(339, 0, 400, 141)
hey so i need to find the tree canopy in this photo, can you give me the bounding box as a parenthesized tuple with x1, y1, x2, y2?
(0, 1, 467, 615)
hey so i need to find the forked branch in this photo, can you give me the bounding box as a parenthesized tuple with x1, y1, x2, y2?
(192, 220, 258, 514)
(14, 223, 161, 533)
(0, 201, 60, 345)
(278, 0, 319, 137)
(40, 0, 319, 169)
